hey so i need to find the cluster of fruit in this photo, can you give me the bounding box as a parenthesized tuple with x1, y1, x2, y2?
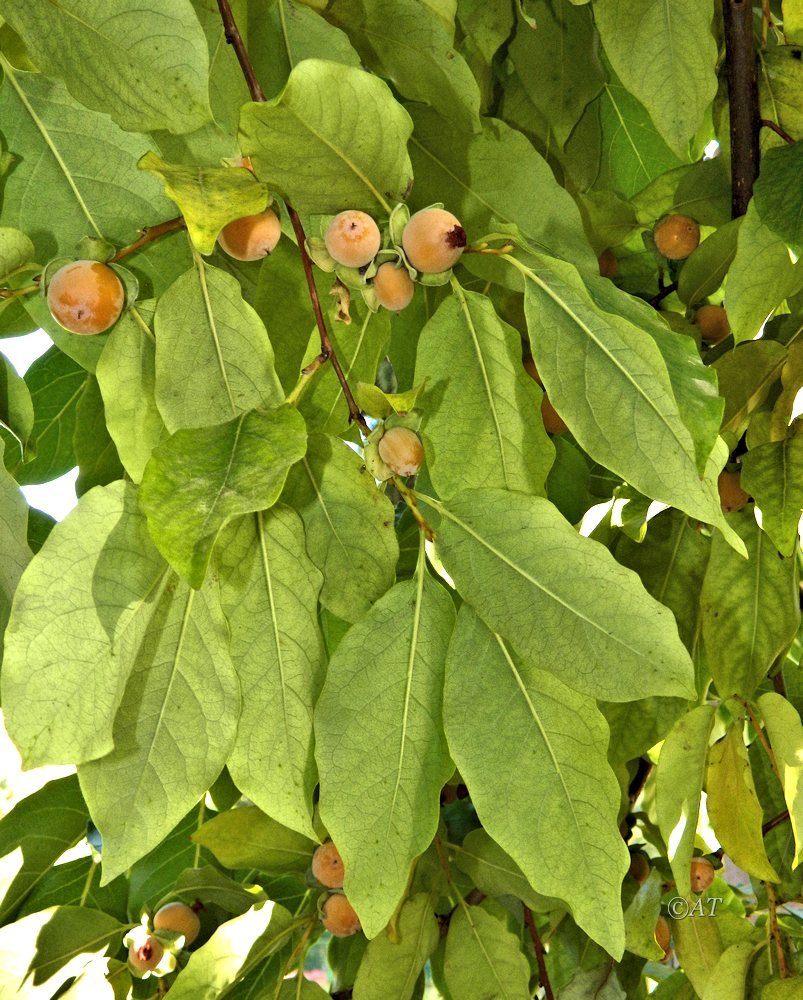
(311, 840, 362, 937)
(125, 901, 202, 979)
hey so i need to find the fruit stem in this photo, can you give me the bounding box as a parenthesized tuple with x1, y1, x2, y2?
(110, 217, 187, 263)
(524, 907, 555, 1000)
(0, 283, 37, 301)
(216, 0, 265, 102)
(722, 0, 761, 217)
(393, 478, 436, 540)
(762, 808, 790, 836)
(759, 119, 796, 145)
(285, 352, 329, 407)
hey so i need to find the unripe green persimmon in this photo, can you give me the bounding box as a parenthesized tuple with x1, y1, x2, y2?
(153, 901, 201, 945)
(377, 426, 424, 477)
(373, 262, 415, 311)
(653, 215, 700, 260)
(694, 304, 731, 344)
(402, 208, 467, 273)
(311, 841, 345, 889)
(321, 893, 361, 937)
(325, 211, 381, 268)
(47, 260, 125, 335)
(128, 934, 164, 975)
(218, 208, 281, 261)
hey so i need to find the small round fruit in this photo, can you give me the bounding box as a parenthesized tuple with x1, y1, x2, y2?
(598, 248, 618, 279)
(153, 901, 201, 946)
(325, 211, 381, 268)
(541, 395, 567, 434)
(218, 208, 281, 261)
(655, 916, 671, 958)
(128, 935, 164, 974)
(378, 426, 424, 477)
(402, 208, 467, 273)
(321, 894, 361, 937)
(694, 304, 731, 344)
(523, 356, 542, 386)
(46, 260, 125, 335)
(311, 841, 345, 889)
(718, 470, 749, 512)
(373, 262, 415, 312)
(628, 852, 651, 885)
(653, 215, 700, 260)
(690, 857, 715, 893)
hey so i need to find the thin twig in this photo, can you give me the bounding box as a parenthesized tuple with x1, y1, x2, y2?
(760, 119, 796, 145)
(762, 809, 790, 837)
(649, 280, 678, 309)
(767, 882, 790, 978)
(110, 217, 186, 263)
(741, 698, 782, 782)
(216, 0, 265, 102)
(722, 0, 761, 217)
(393, 478, 436, 540)
(523, 907, 555, 1000)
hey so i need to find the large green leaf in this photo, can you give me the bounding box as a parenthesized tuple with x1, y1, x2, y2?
(519, 253, 742, 548)
(0, 1, 211, 134)
(677, 219, 741, 307)
(593, 0, 717, 156)
(451, 828, 559, 912)
(2, 482, 168, 767)
(741, 434, 803, 557)
(442, 904, 531, 1000)
(193, 805, 316, 872)
(701, 512, 800, 700)
(0, 65, 175, 262)
(73, 377, 124, 497)
(700, 941, 756, 1000)
(672, 912, 722, 998)
(315, 574, 455, 937)
(128, 805, 210, 916)
(154, 263, 284, 432)
(78, 569, 240, 882)
(428, 488, 695, 701)
(217, 508, 325, 839)
(0, 776, 87, 923)
(414, 286, 554, 497)
(352, 893, 440, 1000)
(656, 705, 716, 897)
(0, 350, 33, 459)
(757, 693, 803, 869)
(407, 107, 595, 269)
(281, 433, 398, 622)
(752, 140, 803, 255)
(706, 724, 779, 883)
(139, 406, 307, 588)
(0, 440, 31, 661)
(443, 606, 628, 957)
(713, 340, 788, 438)
(239, 60, 413, 214)
(327, 0, 480, 132)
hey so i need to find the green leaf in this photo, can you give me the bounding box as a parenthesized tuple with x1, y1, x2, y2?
(763, 978, 803, 1000)
(73, 377, 124, 497)
(217, 508, 325, 839)
(0, 65, 175, 262)
(443, 606, 628, 957)
(0, 776, 87, 923)
(601, 696, 689, 765)
(714, 340, 788, 438)
(352, 893, 440, 1000)
(741, 434, 803, 557)
(0, 906, 125, 1000)
(1, 482, 168, 767)
(560, 966, 626, 1000)
(139, 152, 270, 255)
(77, 569, 240, 882)
(17, 858, 127, 922)
(677, 219, 741, 307)
(414, 286, 554, 497)
(701, 512, 800, 700)
(519, 256, 740, 545)
(127, 806, 206, 916)
(173, 866, 268, 915)
(700, 941, 756, 1000)
(139, 406, 307, 588)
(706, 724, 779, 883)
(760, 47, 803, 143)
(327, 0, 480, 132)
(672, 911, 722, 998)
(154, 263, 284, 432)
(193, 805, 316, 872)
(442, 904, 531, 1000)
(0, 441, 32, 660)
(429, 488, 695, 702)
(753, 140, 803, 255)
(757, 693, 803, 869)
(354, 381, 426, 420)
(315, 574, 456, 937)
(281, 433, 398, 622)
(1, 1, 211, 134)
(15, 345, 85, 486)
(239, 59, 414, 215)
(507, 0, 603, 146)
(0, 226, 36, 285)
(656, 705, 716, 897)
(672, 159, 732, 228)
(95, 305, 166, 482)
(593, 0, 718, 156)
(451, 828, 558, 912)
(624, 870, 664, 960)
(166, 901, 297, 1000)
(727, 200, 803, 343)
(407, 107, 595, 269)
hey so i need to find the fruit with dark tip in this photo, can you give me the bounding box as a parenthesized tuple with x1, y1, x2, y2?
(128, 934, 164, 975)
(47, 260, 125, 335)
(373, 262, 415, 311)
(694, 304, 730, 344)
(690, 857, 715, 893)
(325, 211, 381, 268)
(402, 208, 466, 273)
(653, 215, 700, 260)
(153, 901, 201, 946)
(218, 209, 281, 261)
(321, 893, 361, 937)
(311, 841, 345, 889)
(378, 426, 424, 477)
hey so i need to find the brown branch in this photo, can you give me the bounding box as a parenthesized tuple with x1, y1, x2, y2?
(722, 0, 761, 217)
(767, 882, 790, 978)
(649, 281, 678, 309)
(763, 809, 790, 836)
(110, 217, 186, 263)
(216, 0, 265, 102)
(524, 907, 555, 1000)
(760, 119, 796, 145)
